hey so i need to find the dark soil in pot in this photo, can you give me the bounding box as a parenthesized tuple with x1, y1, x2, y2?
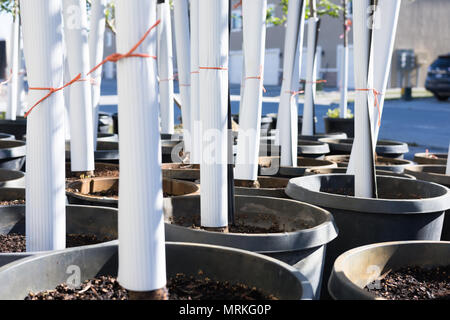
(234, 176, 290, 198)
(66, 177, 199, 208)
(258, 156, 337, 177)
(162, 163, 200, 181)
(364, 265, 450, 300)
(328, 241, 450, 300)
(0, 118, 27, 140)
(66, 162, 119, 183)
(0, 199, 118, 266)
(164, 195, 338, 299)
(324, 117, 354, 138)
(0, 140, 26, 171)
(0, 242, 314, 300)
(414, 152, 447, 165)
(26, 273, 277, 300)
(286, 174, 450, 299)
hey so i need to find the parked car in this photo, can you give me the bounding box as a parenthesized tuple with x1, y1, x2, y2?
(425, 54, 450, 101)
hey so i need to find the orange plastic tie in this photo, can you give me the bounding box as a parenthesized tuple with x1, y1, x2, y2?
(233, 0, 242, 9)
(25, 73, 82, 118)
(199, 67, 228, 71)
(25, 20, 161, 117)
(286, 90, 304, 100)
(356, 88, 383, 127)
(87, 19, 161, 76)
(245, 65, 266, 93)
(301, 79, 327, 84)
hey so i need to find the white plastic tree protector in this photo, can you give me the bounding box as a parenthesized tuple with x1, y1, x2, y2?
(446, 142, 450, 175)
(301, 15, 319, 136)
(89, 0, 107, 149)
(340, 21, 349, 118)
(235, 0, 267, 181)
(16, 37, 26, 117)
(347, 0, 402, 173)
(64, 56, 72, 140)
(63, 0, 95, 172)
(190, 0, 201, 164)
(347, 0, 377, 198)
(157, 2, 175, 135)
(198, 0, 228, 228)
(173, 0, 191, 154)
(21, 0, 66, 252)
(370, 0, 401, 142)
(6, 11, 19, 120)
(116, 0, 166, 292)
(276, 0, 306, 166)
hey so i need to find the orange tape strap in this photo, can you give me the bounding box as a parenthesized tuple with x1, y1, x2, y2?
(356, 88, 383, 127)
(25, 20, 161, 118)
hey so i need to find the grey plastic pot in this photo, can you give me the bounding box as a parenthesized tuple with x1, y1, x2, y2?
(404, 165, 450, 241)
(328, 241, 450, 300)
(0, 133, 15, 141)
(286, 174, 450, 298)
(260, 140, 330, 159)
(258, 156, 337, 178)
(162, 163, 200, 181)
(324, 155, 414, 173)
(234, 176, 290, 198)
(0, 169, 25, 188)
(298, 132, 347, 142)
(304, 167, 416, 180)
(324, 117, 354, 138)
(0, 118, 27, 140)
(414, 152, 447, 165)
(163, 194, 338, 299)
(0, 140, 26, 171)
(66, 141, 119, 164)
(66, 177, 199, 208)
(319, 138, 409, 159)
(0, 241, 314, 300)
(0, 201, 118, 268)
(96, 133, 118, 143)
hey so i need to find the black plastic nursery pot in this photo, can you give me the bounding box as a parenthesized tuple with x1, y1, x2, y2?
(0, 241, 314, 300)
(404, 165, 450, 241)
(0, 140, 26, 171)
(0, 133, 15, 141)
(319, 138, 409, 159)
(112, 113, 118, 134)
(162, 163, 200, 181)
(324, 117, 354, 138)
(0, 118, 27, 140)
(414, 152, 447, 165)
(164, 195, 338, 299)
(97, 112, 114, 134)
(162, 139, 184, 163)
(324, 155, 414, 173)
(258, 156, 337, 178)
(0, 200, 118, 268)
(66, 141, 119, 164)
(285, 174, 450, 298)
(0, 169, 25, 188)
(96, 133, 118, 143)
(328, 241, 450, 300)
(66, 177, 200, 208)
(234, 176, 290, 198)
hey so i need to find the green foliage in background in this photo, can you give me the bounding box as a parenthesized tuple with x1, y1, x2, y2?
(327, 107, 353, 119)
